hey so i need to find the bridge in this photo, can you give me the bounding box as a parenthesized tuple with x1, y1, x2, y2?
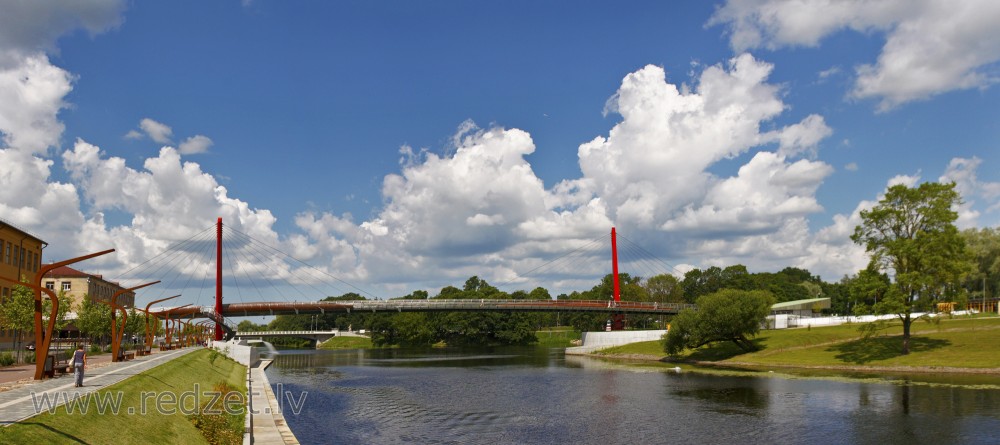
(15, 220, 686, 379)
(234, 330, 343, 345)
(169, 299, 693, 340)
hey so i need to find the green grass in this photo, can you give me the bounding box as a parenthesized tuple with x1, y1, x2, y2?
(594, 316, 1000, 370)
(737, 317, 1000, 368)
(594, 340, 665, 356)
(318, 336, 373, 349)
(1, 349, 246, 444)
(533, 328, 581, 347)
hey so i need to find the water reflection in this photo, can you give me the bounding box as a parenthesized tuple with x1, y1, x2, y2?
(264, 348, 1000, 445)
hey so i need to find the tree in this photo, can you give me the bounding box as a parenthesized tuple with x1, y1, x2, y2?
(851, 182, 971, 354)
(961, 227, 1000, 308)
(645, 274, 684, 303)
(843, 267, 891, 314)
(663, 289, 775, 354)
(76, 298, 113, 345)
(1, 284, 34, 360)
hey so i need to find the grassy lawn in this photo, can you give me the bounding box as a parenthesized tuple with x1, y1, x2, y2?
(534, 328, 581, 348)
(595, 316, 1000, 370)
(318, 336, 373, 349)
(1, 349, 246, 444)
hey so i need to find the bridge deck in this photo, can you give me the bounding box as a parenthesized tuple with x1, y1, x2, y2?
(217, 299, 692, 317)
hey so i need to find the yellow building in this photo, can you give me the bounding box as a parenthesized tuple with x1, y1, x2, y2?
(43, 265, 136, 310)
(0, 219, 46, 348)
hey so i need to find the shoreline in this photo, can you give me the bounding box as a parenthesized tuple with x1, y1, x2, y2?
(578, 352, 1000, 376)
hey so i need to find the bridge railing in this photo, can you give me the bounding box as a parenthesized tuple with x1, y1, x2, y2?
(236, 330, 339, 336)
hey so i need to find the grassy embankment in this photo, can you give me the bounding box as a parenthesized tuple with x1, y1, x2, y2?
(534, 327, 582, 347)
(318, 336, 374, 349)
(1, 349, 246, 444)
(595, 315, 1000, 371)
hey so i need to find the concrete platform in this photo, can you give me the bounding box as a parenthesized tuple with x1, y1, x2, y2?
(247, 359, 299, 445)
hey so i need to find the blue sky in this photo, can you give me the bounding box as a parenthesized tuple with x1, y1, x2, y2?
(2, 0, 999, 304)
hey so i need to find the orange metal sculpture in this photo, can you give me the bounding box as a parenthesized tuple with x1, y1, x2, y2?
(109, 281, 159, 362)
(0, 249, 115, 380)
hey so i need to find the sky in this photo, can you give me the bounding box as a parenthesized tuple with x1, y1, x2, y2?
(1, 0, 999, 307)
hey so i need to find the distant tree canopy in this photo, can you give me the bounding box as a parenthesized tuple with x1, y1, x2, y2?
(681, 265, 822, 304)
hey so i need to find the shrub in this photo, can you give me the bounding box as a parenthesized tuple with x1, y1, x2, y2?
(24, 352, 35, 364)
(188, 381, 245, 445)
(90, 344, 102, 354)
(0, 352, 15, 367)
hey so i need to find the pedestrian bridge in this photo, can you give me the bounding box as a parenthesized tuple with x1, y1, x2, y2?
(234, 330, 344, 344)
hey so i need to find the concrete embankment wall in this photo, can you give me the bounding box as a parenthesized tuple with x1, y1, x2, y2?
(565, 330, 667, 355)
(210, 339, 260, 368)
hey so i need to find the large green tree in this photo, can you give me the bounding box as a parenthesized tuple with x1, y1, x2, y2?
(663, 289, 775, 354)
(851, 182, 971, 354)
(961, 227, 1000, 308)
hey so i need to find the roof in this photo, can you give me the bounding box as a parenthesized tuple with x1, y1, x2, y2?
(0, 217, 47, 245)
(45, 265, 91, 278)
(771, 297, 830, 310)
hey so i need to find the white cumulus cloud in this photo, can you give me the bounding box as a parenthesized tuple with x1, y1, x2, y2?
(710, 0, 1000, 110)
(178, 135, 213, 155)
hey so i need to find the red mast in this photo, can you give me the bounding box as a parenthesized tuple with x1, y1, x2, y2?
(215, 217, 223, 341)
(611, 227, 621, 302)
(610, 227, 624, 330)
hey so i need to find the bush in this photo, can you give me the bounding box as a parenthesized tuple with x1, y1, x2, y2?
(188, 381, 245, 445)
(90, 344, 102, 354)
(24, 352, 35, 364)
(0, 352, 15, 367)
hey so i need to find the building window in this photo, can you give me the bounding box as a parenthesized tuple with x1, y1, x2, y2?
(4, 243, 9, 264)
(62, 282, 71, 292)
(45, 281, 55, 290)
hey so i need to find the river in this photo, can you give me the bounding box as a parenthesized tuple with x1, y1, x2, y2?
(263, 347, 1000, 444)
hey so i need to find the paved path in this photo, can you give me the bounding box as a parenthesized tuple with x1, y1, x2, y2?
(0, 351, 115, 387)
(249, 359, 299, 445)
(0, 348, 196, 425)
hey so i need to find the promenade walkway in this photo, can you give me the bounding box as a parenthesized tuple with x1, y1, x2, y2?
(0, 348, 195, 425)
(249, 359, 299, 445)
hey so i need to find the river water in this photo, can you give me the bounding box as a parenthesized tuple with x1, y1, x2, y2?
(264, 348, 1000, 444)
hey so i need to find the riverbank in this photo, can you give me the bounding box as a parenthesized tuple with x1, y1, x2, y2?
(588, 315, 1000, 375)
(1, 348, 246, 444)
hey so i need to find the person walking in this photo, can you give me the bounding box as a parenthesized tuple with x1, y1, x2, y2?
(72, 344, 87, 387)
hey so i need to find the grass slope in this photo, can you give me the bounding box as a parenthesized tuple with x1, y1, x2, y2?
(318, 336, 373, 349)
(2, 349, 246, 444)
(596, 316, 1000, 370)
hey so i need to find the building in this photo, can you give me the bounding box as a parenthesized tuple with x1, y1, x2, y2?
(0, 219, 47, 349)
(43, 265, 136, 310)
(770, 297, 831, 317)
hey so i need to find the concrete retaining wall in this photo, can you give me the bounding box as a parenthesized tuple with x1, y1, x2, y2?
(211, 339, 260, 368)
(566, 329, 667, 354)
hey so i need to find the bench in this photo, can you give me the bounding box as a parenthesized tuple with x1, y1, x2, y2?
(124, 351, 136, 360)
(53, 355, 71, 375)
